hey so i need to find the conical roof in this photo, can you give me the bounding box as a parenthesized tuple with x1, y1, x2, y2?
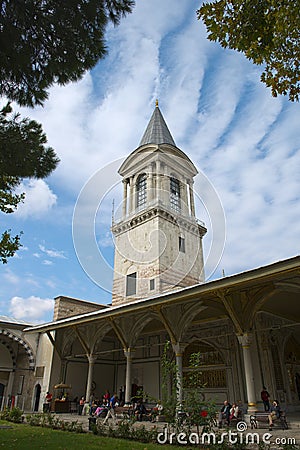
(139, 102, 176, 147)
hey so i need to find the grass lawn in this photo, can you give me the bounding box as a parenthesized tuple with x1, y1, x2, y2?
(0, 421, 187, 449)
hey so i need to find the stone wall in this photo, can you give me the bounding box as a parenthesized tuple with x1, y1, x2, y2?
(53, 296, 107, 321)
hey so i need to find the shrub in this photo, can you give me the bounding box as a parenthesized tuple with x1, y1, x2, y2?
(0, 406, 23, 423)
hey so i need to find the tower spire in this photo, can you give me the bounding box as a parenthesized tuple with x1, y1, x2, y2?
(139, 103, 176, 147)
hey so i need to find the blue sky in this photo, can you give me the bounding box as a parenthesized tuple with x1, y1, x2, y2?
(1, 0, 299, 324)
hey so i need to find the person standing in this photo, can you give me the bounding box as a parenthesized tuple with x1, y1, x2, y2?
(44, 392, 52, 412)
(261, 387, 270, 411)
(103, 393, 118, 425)
(78, 396, 85, 415)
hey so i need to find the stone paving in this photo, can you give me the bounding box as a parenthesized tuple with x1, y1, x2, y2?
(54, 412, 300, 448)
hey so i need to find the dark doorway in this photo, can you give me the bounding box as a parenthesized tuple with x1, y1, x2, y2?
(0, 383, 4, 410)
(296, 373, 300, 401)
(34, 384, 41, 411)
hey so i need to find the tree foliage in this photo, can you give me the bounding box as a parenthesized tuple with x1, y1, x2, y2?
(198, 0, 300, 101)
(0, 0, 135, 106)
(1, 1, 134, 262)
(0, 103, 59, 263)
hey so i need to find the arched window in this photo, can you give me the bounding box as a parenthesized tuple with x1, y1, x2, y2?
(170, 177, 181, 212)
(136, 174, 147, 209)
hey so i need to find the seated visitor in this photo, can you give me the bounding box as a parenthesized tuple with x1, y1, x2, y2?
(134, 400, 148, 421)
(229, 402, 239, 421)
(94, 403, 109, 417)
(268, 400, 281, 430)
(150, 401, 163, 422)
(218, 400, 232, 427)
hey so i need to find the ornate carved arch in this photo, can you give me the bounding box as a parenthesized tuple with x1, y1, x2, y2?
(0, 329, 35, 370)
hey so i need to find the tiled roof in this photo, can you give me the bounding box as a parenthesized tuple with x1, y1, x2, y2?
(139, 105, 176, 147)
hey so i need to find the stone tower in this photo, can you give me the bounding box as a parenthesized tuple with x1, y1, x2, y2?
(111, 102, 207, 306)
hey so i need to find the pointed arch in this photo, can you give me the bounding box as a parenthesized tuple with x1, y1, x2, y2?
(126, 310, 167, 347)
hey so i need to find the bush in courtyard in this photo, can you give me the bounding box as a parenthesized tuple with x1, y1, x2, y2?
(25, 413, 84, 433)
(0, 406, 23, 423)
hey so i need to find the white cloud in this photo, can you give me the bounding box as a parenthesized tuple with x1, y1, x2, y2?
(14, 180, 57, 218)
(43, 260, 53, 266)
(9, 296, 54, 323)
(39, 245, 67, 259)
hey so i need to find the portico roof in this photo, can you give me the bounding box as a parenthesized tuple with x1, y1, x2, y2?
(24, 255, 300, 334)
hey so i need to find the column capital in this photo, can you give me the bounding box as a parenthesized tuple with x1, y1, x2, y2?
(87, 354, 97, 364)
(123, 348, 135, 359)
(237, 333, 253, 348)
(172, 342, 185, 355)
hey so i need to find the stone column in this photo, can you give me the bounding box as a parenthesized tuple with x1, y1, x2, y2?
(237, 334, 257, 413)
(60, 358, 67, 383)
(156, 160, 161, 204)
(124, 348, 134, 404)
(122, 179, 128, 218)
(188, 180, 196, 217)
(181, 178, 188, 215)
(128, 177, 134, 214)
(148, 163, 154, 204)
(6, 371, 15, 407)
(85, 354, 97, 402)
(172, 343, 184, 405)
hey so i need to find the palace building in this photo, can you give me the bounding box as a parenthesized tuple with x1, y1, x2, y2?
(1, 103, 300, 413)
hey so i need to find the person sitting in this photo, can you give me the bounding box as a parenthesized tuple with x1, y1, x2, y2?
(94, 403, 108, 418)
(151, 401, 163, 422)
(268, 400, 281, 430)
(229, 402, 239, 422)
(90, 399, 99, 416)
(218, 400, 232, 427)
(134, 400, 148, 421)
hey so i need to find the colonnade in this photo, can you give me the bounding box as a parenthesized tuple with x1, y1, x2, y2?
(82, 332, 257, 412)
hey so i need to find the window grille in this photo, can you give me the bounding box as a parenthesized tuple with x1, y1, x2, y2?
(126, 272, 137, 296)
(170, 177, 181, 212)
(136, 174, 147, 208)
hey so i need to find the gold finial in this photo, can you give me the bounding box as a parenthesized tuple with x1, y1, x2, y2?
(155, 99, 159, 107)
